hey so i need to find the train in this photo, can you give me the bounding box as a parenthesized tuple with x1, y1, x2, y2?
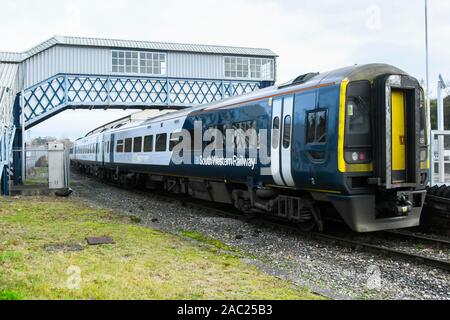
(70, 63, 430, 233)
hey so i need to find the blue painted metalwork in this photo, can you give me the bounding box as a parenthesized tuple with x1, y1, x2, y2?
(22, 74, 264, 129)
(12, 95, 22, 186)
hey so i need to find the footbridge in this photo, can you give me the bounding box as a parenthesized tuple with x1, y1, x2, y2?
(0, 36, 277, 194)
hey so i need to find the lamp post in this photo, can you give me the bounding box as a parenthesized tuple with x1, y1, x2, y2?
(425, 0, 432, 185)
(425, 0, 431, 127)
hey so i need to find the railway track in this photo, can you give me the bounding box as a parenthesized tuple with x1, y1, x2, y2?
(382, 230, 450, 248)
(180, 198, 450, 272)
(423, 187, 450, 236)
(74, 173, 450, 273)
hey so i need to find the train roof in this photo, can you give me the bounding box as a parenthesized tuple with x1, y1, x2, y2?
(82, 63, 409, 138)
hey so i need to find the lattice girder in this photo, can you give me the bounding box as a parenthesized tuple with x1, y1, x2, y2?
(22, 74, 262, 128)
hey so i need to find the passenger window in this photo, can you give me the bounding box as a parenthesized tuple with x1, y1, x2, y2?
(169, 134, 181, 151)
(306, 110, 328, 144)
(155, 133, 167, 152)
(316, 111, 328, 143)
(144, 135, 154, 152)
(306, 112, 316, 144)
(116, 140, 124, 153)
(283, 115, 292, 149)
(133, 137, 142, 153)
(272, 117, 280, 149)
(125, 138, 132, 153)
(233, 121, 256, 150)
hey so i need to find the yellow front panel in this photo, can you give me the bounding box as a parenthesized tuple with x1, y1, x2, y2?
(391, 90, 406, 173)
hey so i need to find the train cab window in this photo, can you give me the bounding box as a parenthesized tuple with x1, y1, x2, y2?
(125, 138, 132, 153)
(283, 115, 292, 148)
(155, 133, 167, 152)
(272, 117, 280, 149)
(144, 135, 154, 152)
(347, 99, 369, 134)
(116, 140, 124, 153)
(133, 137, 142, 153)
(345, 81, 371, 148)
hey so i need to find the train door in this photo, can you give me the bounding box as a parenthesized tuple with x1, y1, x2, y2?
(293, 91, 317, 186)
(101, 135, 105, 166)
(391, 89, 407, 183)
(271, 95, 295, 187)
(95, 137, 99, 163)
(110, 134, 115, 164)
(306, 87, 330, 187)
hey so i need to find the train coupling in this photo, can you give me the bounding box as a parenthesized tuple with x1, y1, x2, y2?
(395, 194, 413, 216)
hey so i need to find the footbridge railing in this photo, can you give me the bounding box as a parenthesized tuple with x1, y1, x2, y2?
(22, 74, 264, 129)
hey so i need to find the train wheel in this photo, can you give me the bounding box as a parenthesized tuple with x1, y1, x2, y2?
(297, 201, 324, 232)
(297, 219, 317, 232)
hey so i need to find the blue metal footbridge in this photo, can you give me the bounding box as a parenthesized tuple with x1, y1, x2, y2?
(0, 36, 277, 194)
(22, 74, 262, 129)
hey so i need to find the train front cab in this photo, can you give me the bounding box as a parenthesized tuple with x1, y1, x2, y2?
(328, 75, 429, 232)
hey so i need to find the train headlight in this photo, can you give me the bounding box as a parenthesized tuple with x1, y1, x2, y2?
(345, 150, 372, 164)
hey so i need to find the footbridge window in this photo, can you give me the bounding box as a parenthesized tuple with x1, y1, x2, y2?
(112, 50, 167, 75)
(225, 57, 274, 80)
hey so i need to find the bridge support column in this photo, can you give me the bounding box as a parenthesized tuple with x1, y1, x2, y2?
(1, 163, 8, 195)
(12, 95, 23, 186)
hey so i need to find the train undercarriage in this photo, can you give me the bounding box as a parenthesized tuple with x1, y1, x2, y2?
(72, 161, 426, 233)
(72, 162, 330, 232)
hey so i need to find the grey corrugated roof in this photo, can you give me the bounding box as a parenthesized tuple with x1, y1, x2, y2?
(0, 35, 278, 63)
(0, 63, 19, 89)
(0, 52, 22, 63)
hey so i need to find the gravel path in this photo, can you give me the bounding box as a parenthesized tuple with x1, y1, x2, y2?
(71, 173, 450, 300)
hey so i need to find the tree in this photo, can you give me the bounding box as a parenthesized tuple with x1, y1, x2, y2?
(31, 136, 57, 146)
(429, 96, 450, 130)
(430, 96, 450, 149)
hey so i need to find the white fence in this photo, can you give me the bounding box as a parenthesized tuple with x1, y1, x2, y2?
(430, 131, 450, 185)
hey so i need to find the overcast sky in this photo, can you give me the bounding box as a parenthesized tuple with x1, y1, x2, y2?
(1, 0, 449, 140)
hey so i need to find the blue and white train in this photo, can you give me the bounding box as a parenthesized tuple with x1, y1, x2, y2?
(71, 64, 429, 232)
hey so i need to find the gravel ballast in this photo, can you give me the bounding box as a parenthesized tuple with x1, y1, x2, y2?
(71, 173, 450, 300)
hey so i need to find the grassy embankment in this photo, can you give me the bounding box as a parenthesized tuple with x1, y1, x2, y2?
(0, 196, 321, 300)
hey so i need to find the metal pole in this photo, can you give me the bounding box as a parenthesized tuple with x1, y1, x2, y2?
(425, 0, 432, 185)
(20, 91, 25, 183)
(437, 78, 445, 184)
(425, 0, 430, 127)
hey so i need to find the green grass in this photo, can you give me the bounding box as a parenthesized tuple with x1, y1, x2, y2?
(181, 230, 235, 252)
(0, 196, 322, 300)
(0, 290, 23, 300)
(24, 167, 49, 186)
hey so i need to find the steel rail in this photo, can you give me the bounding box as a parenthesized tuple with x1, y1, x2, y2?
(179, 199, 450, 272)
(382, 230, 450, 247)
